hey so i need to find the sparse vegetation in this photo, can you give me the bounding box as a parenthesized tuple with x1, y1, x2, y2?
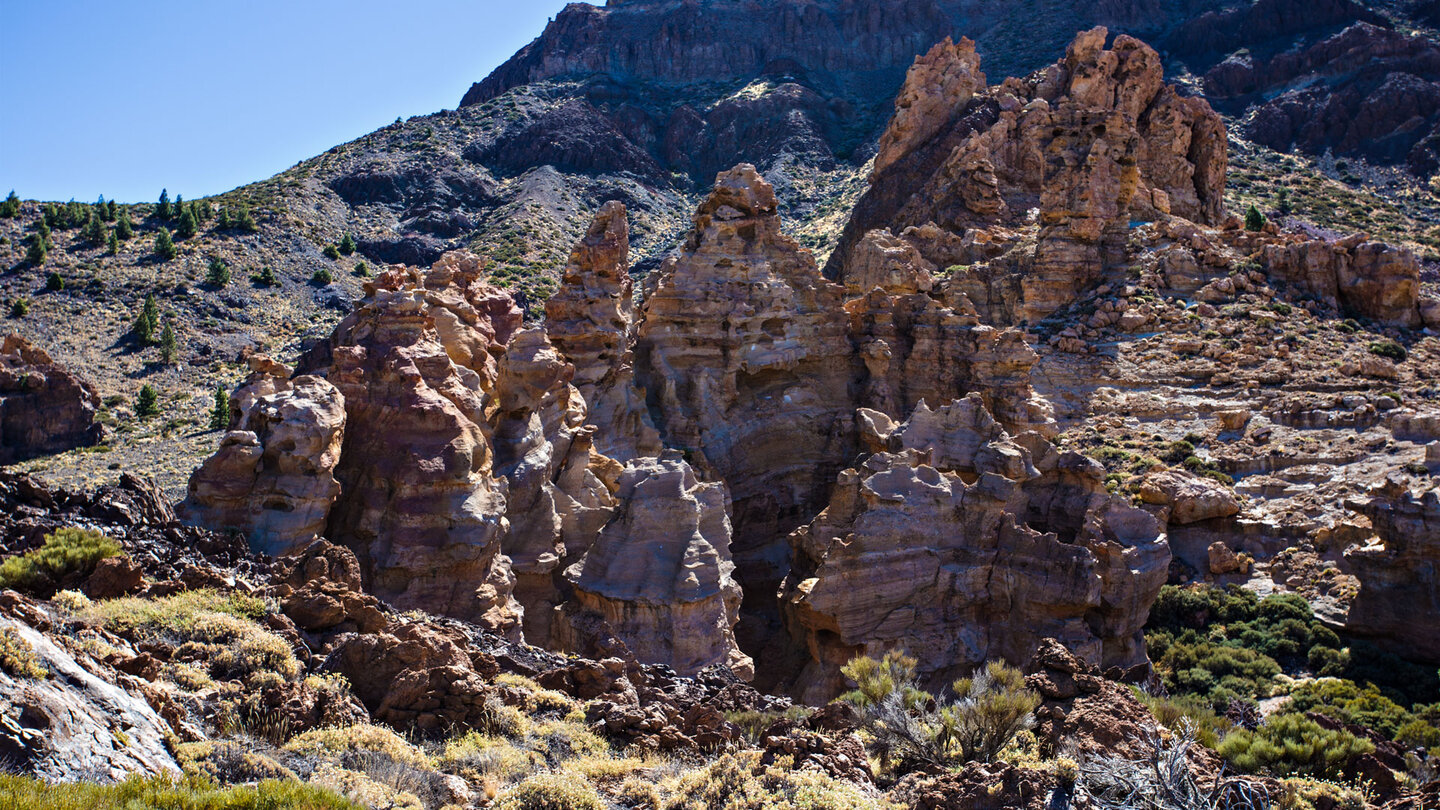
(1218, 713, 1373, 779)
(0, 527, 122, 593)
(312, 267, 334, 285)
(155, 226, 177, 260)
(207, 256, 231, 287)
(0, 773, 361, 810)
(136, 383, 161, 417)
(1368, 340, 1407, 362)
(0, 626, 47, 679)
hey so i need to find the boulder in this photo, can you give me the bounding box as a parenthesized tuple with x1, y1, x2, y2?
(0, 334, 104, 464)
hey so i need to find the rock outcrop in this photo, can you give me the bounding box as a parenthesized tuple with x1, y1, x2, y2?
(635, 165, 854, 585)
(558, 453, 751, 680)
(1344, 477, 1440, 664)
(831, 28, 1228, 324)
(781, 396, 1169, 702)
(1263, 236, 1423, 328)
(180, 358, 346, 557)
(0, 334, 104, 464)
(543, 201, 661, 462)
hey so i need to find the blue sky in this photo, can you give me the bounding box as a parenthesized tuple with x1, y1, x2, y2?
(0, 0, 597, 203)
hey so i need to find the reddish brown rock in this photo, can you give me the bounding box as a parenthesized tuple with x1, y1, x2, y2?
(300, 252, 523, 633)
(1344, 477, 1440, 663)
(635, 165, 854, 589)
(1263, 237, 1422, 328)
(0, 334, 104, 464)
(543, 201, 661, 462)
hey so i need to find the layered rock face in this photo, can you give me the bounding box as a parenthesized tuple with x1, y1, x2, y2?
(831, 28, 1227, 325)
(180, 358, 346, 557)
(1344, 477, 1440, 663)
(557, 453, 752, 680)
(781, 396, 1169, 702)
(0, 335, 104, 464)
(543, 201, 661, 462)
(635, 165, 855, 580)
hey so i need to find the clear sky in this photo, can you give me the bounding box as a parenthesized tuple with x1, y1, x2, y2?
(0, 0, 597, 203)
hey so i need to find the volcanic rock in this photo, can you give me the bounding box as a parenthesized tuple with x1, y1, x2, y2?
(179, 360, 346, 557)
(558, 453, 752, 681)
(1344, 477, 1440, 663)
(0, 334, 104, 464)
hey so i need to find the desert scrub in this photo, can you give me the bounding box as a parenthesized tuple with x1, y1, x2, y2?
(81, 589, 296, 683)
(283, 724, 431, 771)
(494, 672, 578, 715)
(490, 771, 606, 810)
(0, 625, 46, 679)
(0, 772, 361, 809)
(1218, 712, 1373, 778)
(842, 650, 1039, 773)
(175, 740, 296, 783)
(1132, 688, 1232, 748)
(0, 527, 121, 593)
(660, 751, 888, 810)
(1368, 340, 1407, 362)
(439, 732, 544, 787)
(308, 764, 424, 810)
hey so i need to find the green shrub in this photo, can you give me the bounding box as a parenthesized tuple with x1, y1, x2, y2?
(1161, 440, 1195, 464)
(311, 267, 333, 285)
(133, 294, 160, 344)
(322, 243, 341, 260)
(1244, 205, 1266, 232)
(0, 190, 19, 218)
(25, 233, 46, 266)
(1132, 688, 1233, 749)
(1218, 713, 1373, 778)
(842, 651, 1038, 773)
(160, 321, 177, 365)
(353, 261, 369, 277)
(10, 298, 29, 318)
(0, 773, 360, 809)
(116, 210, 134, 240)
(1369, 340, 1407, 362)
(338, 233, 356, 256)
(660, 751, 882, 810)
(176, 207, 197, 239)
(0, 528, 122, 593)
(155, 189, 172, 220)
(250, 265, 278, 287)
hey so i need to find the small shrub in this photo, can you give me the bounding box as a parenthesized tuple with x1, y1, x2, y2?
(0, 773, 361, 809)
(0, 190, 19, 218)
(312, 267, 334, 285)
(353, 261, 369, 277)
(1369, 340, 1407, 362)
(0, 528, 122, 593)
(133, 294, 160, 345)
(250, 265, 278, 287)
(1245, 205, 1266, 232)
(1161, 440, 1195, 464)
(338, 233, 357, 255)
(160, 321, 177, 365)
(0, 626, 46, 679)
(210, 385, 231, 431)
(1218, 713, 1373, 778)
(322, 243, 342, 260)
(659, 751, 883, 810)
(45, 271, 64, 292)
(492, 772, 606, 810)
(25, 234, 46, 266)
(10, 298, 29, 318)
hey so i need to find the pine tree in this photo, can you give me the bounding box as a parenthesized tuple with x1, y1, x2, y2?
(133, 294, 160, 344)
(323, 243, 341, 260)
(156, 189, 171, 221)
(206, 256, 230, 287)
(209, 385, 230, 431)
(199, 199, 213, 221)
(0, 191, 19, 219)
(175, 207, 197, 239)
(339, 233, 356, 255)
(105, 199, 117, 221)
(36, 220, 52, 250)
(116, 209, 134, 240)
(217, 208, 231, 229)
(155, 227, 177, 260)
(251, 265, 278, 287)
(237, 207, 258, 233)
(84, 212, 106, 245)
(107, 230, 119, 256)
(136, 384, 160, 418)
(45, 271, 64, 292)
(1244, 205, 1266, 232)
(159, 321, 177, 364)
(25, 234, 46, 266)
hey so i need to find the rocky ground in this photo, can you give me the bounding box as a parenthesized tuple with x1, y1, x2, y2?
(3, 1, 1440, 807)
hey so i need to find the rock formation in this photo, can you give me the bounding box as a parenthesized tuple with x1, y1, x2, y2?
(831, 27, 1227, 325)
(543, 201, 661, 462)
(635, 165, 854, 585)
(491, 327, 618, 647)
(180, 357, 346, 557)
(557, 453, 752, 680)
(781, 396, 1169, 703)
(0, 334, 104, 464)
(1263, 236, 1423, 328)
(1344, 476, 1440, 663)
